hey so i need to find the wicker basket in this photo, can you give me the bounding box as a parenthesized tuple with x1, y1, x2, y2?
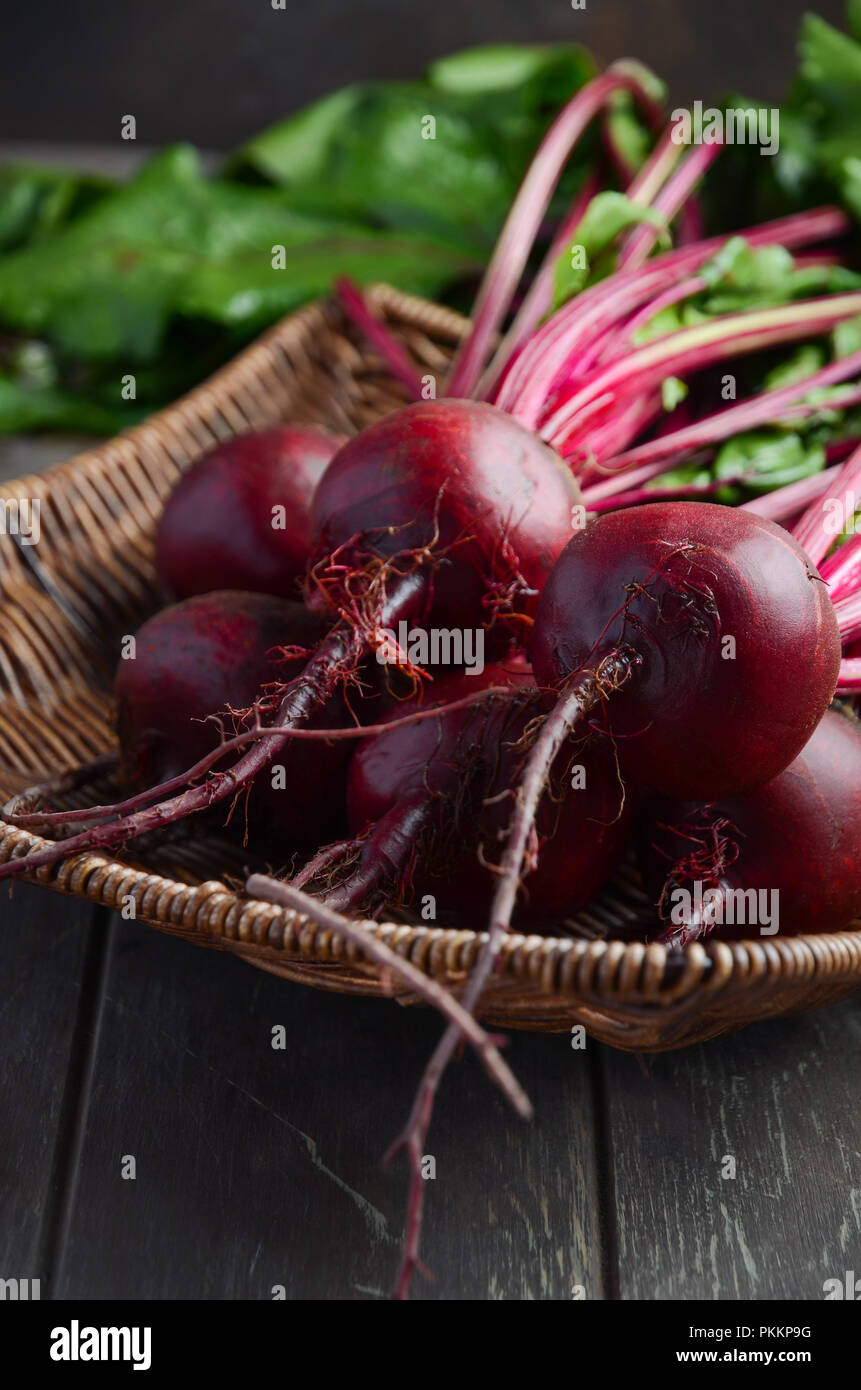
(1, 284, 859, 1050)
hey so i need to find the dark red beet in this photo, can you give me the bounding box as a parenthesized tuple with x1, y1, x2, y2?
(430, 720, 630, 926)
(156, 427, 341, 602)
(116, 591, 348, 850)
(530, 502, 841, 800)
(311, 400, 580, 641)
(322, 661, 629, 926)
(641, 709, 861, 941)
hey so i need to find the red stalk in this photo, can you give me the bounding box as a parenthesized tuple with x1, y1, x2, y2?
(822, 532, 861, 602)
(579, 357, 861, 504)
(833, 590, 861, 642)
(335, 278, 426, 400)
(540, 294, 861, 447)
(446, 63, 665, 399)
(792, 442, 861, 567)
(837, 658, 861, 691)
(742, 464, 841, 521)
(618, 140, 722, 271)
(492, 207, 848, 424)
(475, 171, 602, 399)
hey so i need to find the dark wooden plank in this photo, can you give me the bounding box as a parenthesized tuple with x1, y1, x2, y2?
(53, 916, 603, 1300)
(602, 1001, 861, 1299)
(0, 884, 103, 1284)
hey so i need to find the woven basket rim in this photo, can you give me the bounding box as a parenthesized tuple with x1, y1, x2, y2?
(4, 817, 861, 1007)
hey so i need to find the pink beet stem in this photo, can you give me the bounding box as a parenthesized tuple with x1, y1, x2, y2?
(586, 468, 732, 511)
(619, 139, 722, 271)
(624, 123, 685, 205)
(741, 464, 841, 521)
(836, 657, 861, 692)
(495, 207, 848, 426)
(578, 357, 861, 505)
(335, 278, 426, 400)
(476, 171, 602, 399)
(494, 207, 848, 423)
(678, 193, 704, 246)
(593, 274, 706, 366)
(447, 63, 665, 399)
(821, 528, 861, 602)
(540, 294, 861, 447)
(833, 589, 861, 642)
(793, 441, 861, 568)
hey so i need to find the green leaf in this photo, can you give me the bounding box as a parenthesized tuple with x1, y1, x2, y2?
(428, 43, 593, 96)
(774, 14, 861, 208)
(661, 376, 688, 412)
(603, 93, 654, 175)
(834, 314, 861, 358)
(655, 429, 827, 504)
(0, 372, 136, 435)
(0, 146, 479, 363)
(0, 42, 664, 437)
(712, 430, 826, 499)
(552, 192, 670, 308)
(700, 237, 795, 292)
(230, 47, 600, 260)
(763, 344, 826, 390)
(0, 163, 111, 253)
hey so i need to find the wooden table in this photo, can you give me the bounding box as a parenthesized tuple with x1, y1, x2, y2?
(2, 879, 859, 1300)
(0, 133, 859, 1302)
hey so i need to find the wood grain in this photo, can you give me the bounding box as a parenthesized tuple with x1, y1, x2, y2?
(52, 917, 603, 1300)
(0, 885, 103, 1284)
(602, 1001, 861, 1299)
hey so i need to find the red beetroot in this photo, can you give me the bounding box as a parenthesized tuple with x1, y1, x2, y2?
(310, 400, 580, 642)
(116, 591, 349, 850)
(316, 661, 629, 926)
(156, 427, 342, 602)
(641, 709, 861, 942)
(529, 502, 841, 800)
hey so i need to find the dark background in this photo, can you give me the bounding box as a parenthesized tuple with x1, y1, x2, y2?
(0, 0, 848, 150)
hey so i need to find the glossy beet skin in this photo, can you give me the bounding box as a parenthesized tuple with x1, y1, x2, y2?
(343, 663, 630, 926)
(530, 502, 841, 800)
(642, 709, 861, 940)
(311, 400, 581, 642)
(347, 664, 533, 823)
(115, 591, 348, 849)
(156, 427, 342, 602)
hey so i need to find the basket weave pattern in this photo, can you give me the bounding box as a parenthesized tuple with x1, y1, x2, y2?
(1, 285, 859, 1049)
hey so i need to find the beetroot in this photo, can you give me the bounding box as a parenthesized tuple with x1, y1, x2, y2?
(310, 400, 579, 641)
(326, 661, 629, 925)
(530, 502, 841, 800)
(641, 709, 861, 943)
(155, 427, 341, 602)
(116, 591, 348, 850)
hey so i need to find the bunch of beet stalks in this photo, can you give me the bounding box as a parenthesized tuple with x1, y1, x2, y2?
(6, 64, 861, 1298)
